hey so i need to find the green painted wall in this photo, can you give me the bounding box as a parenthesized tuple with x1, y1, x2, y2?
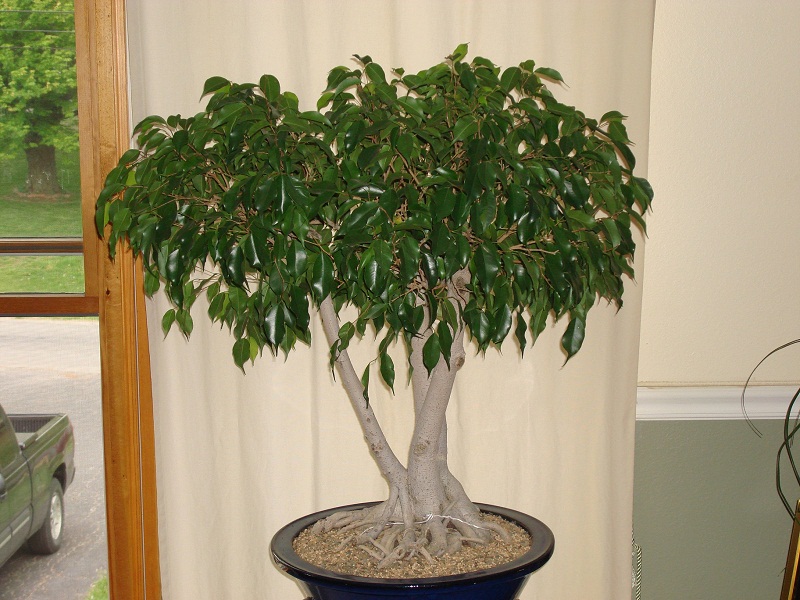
(634, 420, 794, 599)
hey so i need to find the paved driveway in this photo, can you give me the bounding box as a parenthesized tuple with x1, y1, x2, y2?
(0, 318, 107, 600)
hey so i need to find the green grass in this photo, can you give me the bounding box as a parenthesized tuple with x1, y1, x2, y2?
(0, 256, 85, 293)
(0, 150, 86, 293)
(0, 195, 83, 237)
(0, 150, 83, 238)
(84, 572, 109, 600)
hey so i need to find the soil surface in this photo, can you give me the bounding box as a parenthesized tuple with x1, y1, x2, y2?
(294, 513, 531, 579)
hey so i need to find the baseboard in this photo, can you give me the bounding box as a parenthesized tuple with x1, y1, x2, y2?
(636, 385, 799, 421)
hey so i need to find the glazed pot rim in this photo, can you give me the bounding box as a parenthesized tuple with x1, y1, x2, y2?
(270, 501, 555, 589)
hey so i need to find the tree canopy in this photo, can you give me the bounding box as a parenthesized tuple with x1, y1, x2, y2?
(98, 47, 652, 389)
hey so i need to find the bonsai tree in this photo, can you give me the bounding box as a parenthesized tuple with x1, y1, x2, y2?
(97, 45, 651, 565)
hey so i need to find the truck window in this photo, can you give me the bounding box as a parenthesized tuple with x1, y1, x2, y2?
(0, 415, 19, 470)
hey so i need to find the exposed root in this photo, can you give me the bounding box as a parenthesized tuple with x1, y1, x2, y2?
(479, 519, 512, 542)
(308, 501, 512, 569)
(359, 544, 385, 561)
(335, 534, 355, 551)
(417, 545, 435, 565)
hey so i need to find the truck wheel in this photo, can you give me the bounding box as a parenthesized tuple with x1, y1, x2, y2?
(28, 479, 64, 554)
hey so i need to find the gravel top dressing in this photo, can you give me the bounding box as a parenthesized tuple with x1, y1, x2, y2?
(293, 514, 532, 579)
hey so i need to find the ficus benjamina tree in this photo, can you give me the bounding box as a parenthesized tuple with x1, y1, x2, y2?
(97, 44, 652, 566)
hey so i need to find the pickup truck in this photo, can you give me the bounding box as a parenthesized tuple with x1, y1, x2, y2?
(0, 402, 75, 568)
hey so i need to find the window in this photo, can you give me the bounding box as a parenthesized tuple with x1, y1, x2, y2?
(1, 1, 161, 598)
(0, 0, 98, 315)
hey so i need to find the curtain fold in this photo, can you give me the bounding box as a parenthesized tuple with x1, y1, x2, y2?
(126, 2, 654, 598)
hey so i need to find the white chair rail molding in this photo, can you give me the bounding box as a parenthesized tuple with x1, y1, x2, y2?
(636, 386, 797, 421)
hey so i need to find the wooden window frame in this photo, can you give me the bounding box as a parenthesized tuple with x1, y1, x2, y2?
(1, 1, 162, 598)
(76, 1, 161, 598)
(0, 2, 101, 315)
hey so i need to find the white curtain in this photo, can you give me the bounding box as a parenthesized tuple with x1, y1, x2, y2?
(126, 2, 654, 598)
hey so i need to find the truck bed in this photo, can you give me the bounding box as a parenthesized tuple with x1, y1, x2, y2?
(7, 414, 64, 451)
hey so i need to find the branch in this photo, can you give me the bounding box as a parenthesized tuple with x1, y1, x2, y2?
(318, 296, 407, 485)
(409, 301, 433, 414)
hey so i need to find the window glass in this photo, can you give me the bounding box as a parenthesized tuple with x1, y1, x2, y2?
(0, 255, 84, 293)
(0, 0, 84, 295)
(0, 317, 107, 599)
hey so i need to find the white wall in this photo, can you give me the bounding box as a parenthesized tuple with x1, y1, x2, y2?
(639, 0, 800, 386)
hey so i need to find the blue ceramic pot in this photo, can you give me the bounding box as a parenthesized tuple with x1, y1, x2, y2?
(270, 502, 554, 600)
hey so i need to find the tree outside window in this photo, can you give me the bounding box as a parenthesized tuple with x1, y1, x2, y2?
(0, 0, 85, 297)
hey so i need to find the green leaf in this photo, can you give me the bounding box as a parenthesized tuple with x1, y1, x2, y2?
(208, 290, 228, 321)
(344, 120, 366, 153)
(311, 252, 334, 302)
(275, 175, 293, 213)
(534, 67, 564, 84)
(244, 228, 270, 270)
(143, 269, 160, 296)
(351, 184, 385, 199)
(436, 321, 453, 366)
(608, 121, 630, 144)
(442, 299, 458, 331)
(459, 68, 477, 93)
(161, 309, 176, 336)
(300, 110, 330, 126)
(468, 309, 491, 347)
(289, 287, 311, 332)
(360, 248, 385, 294)
(422, 332, 441, 374)
(232, 338, 251, 369)
(602, 219, 622, 248)
(365, 62, 386, 83)
(286, 241, 308, 278)
(119, 148, 141, 165)
(564, 174, 590, 208)
(202, 76, 230, 97)
(450, 43, 469, 62)
(514, 312, 527, 354)
(224, 243, 245, 286)
(453, 116, 479, 142)
(397, 97, 427, 121)
(500, 66, 521, 92)
(568, 213, 598, 237)
(360, 364, 371, 404)
(379, 352, 395, 392)
(491, 304, 513, 345)
(398, 236, 421, 284)
(396, 132, 415, 161)
(260, 74, 281, 102)
(600, 110, 626, 123)
(561, 314, 586, 361)
(316, 91, 335, 110)
(176, 309, 194, 336)
(333, 76, 361, 97)
(504, 184, 527, 223)
(632, 176, 654, 210)
(420, 251, 438, 286)
(263, 304, 286, 348)
(430, 223, 453, 257)
(474, 244, 500, 293)
(431, 189, 457, 222)
(165, 248, 184, 287)
(530, 297, 549, 343)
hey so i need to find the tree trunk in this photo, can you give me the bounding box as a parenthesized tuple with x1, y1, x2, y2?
(311, 271, 505, 564)
(24, 144, 62, 196)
